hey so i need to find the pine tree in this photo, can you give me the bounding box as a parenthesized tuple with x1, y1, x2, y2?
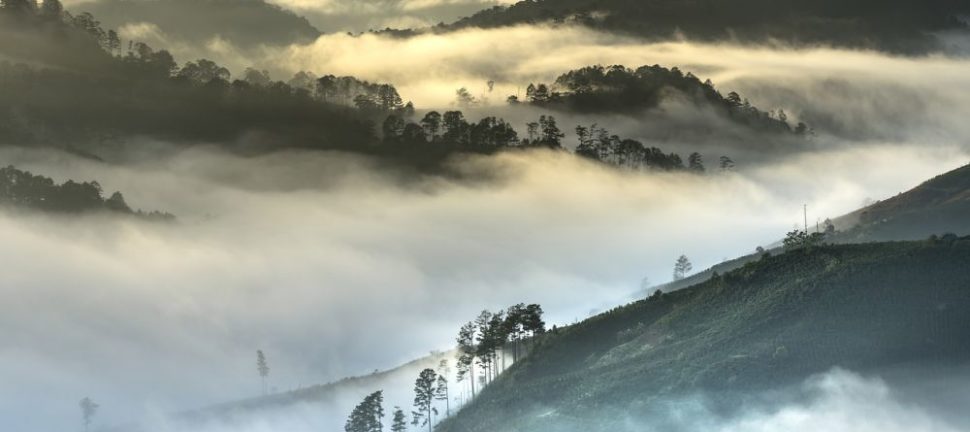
(79, 397, 98, 432)
(673, 255, 693, 281)
(105, 191, 131, 212)
(688, 153, 705, 173)
(504, 304, 526, 362)
(412, 368, 437, 432)
(256, 350, 270, 395)
(522, 304, 545, 338)
(391, 407, 407, 432)
(474, 310, 493, 384)
(435, 372, 450, 418)
(455, 321, 476, 398)
(346, 391, 385, 432)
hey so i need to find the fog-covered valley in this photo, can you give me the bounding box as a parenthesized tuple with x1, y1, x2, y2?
(2, 142, 965, 430)
(2, 1, 970, 431)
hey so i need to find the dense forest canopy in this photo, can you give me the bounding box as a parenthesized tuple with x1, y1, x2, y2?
(0, 165, 173, 218)
(0, 3, 391, 155)
(1, 2, 801, 170)
(443, 0, 970, 53)
(513, 64, 808, 135)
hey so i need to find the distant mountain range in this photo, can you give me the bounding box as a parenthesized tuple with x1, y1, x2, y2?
(442, 0, 970, 53)
(69, 0, 321, 50)
(61, 0, 970, 55)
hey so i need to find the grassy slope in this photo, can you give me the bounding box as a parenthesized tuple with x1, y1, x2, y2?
(650, 163, 970, 296)
(835, 163, 970, 242)
(438, 238, 970, 431)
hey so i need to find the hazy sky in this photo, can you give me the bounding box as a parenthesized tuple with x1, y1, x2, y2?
(4, 7, 970, 432)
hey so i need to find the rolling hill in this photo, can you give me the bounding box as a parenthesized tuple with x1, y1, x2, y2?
(69, 0, 321, 50)
(443, 0, 970, 53)
(835, 163, 970, 242)
(650, 162, 970, 296)
(437, 238, 970, 431)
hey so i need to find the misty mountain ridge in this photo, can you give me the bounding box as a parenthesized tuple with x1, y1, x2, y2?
(0, 165, 174, 219)
(515, 64, 808, 135)
(0, 6, 809, 173)
(68, 0, 321, 50)
(442, 0, 970, 54)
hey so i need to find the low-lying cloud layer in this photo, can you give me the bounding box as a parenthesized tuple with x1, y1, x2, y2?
(269, 25, 970, 115)
(260, 25, 970, 164)
(648, 368, 970, 432)
(1, 139, 965, 431)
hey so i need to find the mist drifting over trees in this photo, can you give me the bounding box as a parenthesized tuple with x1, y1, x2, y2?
(2, 0, 970, 431)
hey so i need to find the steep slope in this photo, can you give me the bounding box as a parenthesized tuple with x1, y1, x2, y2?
(835, 163, 970, 242)
(439, 239, 970, 431)
(443, 0, 970, 53)
(649, 162, 970, 296)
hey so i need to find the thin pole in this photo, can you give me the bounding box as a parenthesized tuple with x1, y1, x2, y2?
(803, 204, 808, 233)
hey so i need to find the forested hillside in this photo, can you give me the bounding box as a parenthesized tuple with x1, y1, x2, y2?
(444, 0, 970, 53)
(438, 238, 970, 431)
(1, 4, 811, 172)
(649, 163, 970, 295)
(513, 64, 808, 134)
(0, 165, 173, 219)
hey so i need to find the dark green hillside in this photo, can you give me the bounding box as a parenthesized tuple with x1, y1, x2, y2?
(517, 65, 807, 135)
(654, 163, 970, 296)
(444, 0, 970, 53)
(71, 0, 321, 49)
(837, 163, 970, 242)
(438, 239, 970, 432)
(0, 165, 173, 219)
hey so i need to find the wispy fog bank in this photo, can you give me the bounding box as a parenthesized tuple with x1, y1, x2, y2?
(0, 140, 964, 431)
(269, 25, 970, 115)
(638, 368, 970, 432)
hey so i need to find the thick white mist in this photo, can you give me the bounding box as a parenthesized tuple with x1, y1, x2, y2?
(0, 140, 965, 431)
